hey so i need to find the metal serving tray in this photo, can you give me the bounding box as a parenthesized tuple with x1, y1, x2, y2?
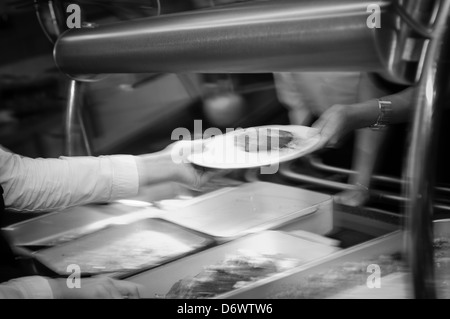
(124, 230, 341, 298)
(328, 220, 450, 299)
(218, 231, 404, 299)
(159, 182, 332, 241)
(2, 202, 161, 248)
(228, 220, 449, 299)
(32, 218, 215, 278)
(2, 179, 243, 248)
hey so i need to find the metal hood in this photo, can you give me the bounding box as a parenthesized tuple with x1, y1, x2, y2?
(53, 0, 420, 84)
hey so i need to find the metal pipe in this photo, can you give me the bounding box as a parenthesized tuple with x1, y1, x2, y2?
(279, 163, 355, 191)
(54, 0, 397, 77)
(308, 155, 403, 185)
(278, 162, 450, 211)
(77, 104, 93, 156)
(307, 156, 450, 195)
(403, 0, 450, 299)
(308, 156, 450, 193)
(278, 163, 404, 202)
(65, 80, 84, 156)
(34, 2, 93, 156)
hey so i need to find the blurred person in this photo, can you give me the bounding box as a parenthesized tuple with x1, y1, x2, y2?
(274, 72, 409, 207)
(0, 140, 219, 298)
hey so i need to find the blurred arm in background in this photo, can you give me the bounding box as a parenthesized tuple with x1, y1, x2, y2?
(312, 84, 415, 149)
(275, 72, 414, 207)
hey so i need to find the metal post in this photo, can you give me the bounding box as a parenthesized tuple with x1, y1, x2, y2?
(403, 0, 450, 299)
(65, 80, 90, 156)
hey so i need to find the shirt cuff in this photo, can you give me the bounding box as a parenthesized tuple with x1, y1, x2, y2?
(106, 155, 140, 200)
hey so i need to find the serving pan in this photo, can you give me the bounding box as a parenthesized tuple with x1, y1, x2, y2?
(218, 221, 450, 299)
(159, 182, 332, 241)
(2, 202, 160, 248)
(2, 180, 210, 247)
(124, 230, 340, 298)
(31, 218, 214, 278)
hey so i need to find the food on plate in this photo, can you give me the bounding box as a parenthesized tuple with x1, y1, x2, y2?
(165, 250, 301, 299)
(234, 128, 294, 152)
(188, 125, 319, 169)
(50, 230, 195, 274)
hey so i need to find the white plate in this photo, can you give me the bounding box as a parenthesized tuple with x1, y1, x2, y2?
(187, 125, 322, 169)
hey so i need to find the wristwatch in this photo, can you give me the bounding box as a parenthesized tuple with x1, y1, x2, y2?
(370, 99, 392, 130)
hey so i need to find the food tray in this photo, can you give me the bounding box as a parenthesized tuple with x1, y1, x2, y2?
(2, 202, 163, 247)
(240, 221, 449, 299)
(124, 230, 340, 298)
(159, 182, 332, 240)
(218, 230, 404, 299)
(2, 180, 214, 247)
(32, 218, 214, 277)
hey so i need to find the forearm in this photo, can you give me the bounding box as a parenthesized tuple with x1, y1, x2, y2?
(1, 149, 140, 212)
(346, 86, 416, 130)
(135, 151, 181, 187)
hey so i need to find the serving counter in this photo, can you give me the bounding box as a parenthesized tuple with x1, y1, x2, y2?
(3, 180, 429, 299)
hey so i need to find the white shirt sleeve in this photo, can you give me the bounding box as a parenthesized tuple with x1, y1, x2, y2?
(0, 276, 54, 299)
(0, 148, 140, 212)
